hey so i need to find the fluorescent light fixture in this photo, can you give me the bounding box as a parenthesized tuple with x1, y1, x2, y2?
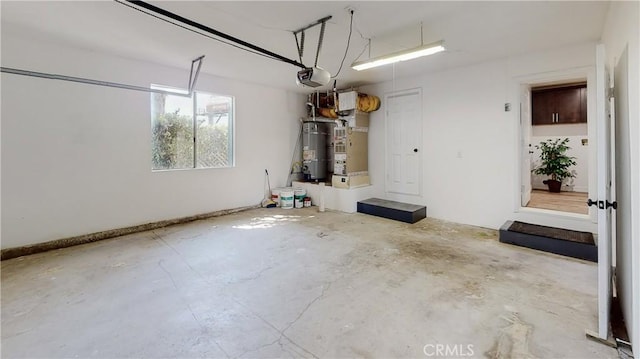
(351, 41, 445, 71)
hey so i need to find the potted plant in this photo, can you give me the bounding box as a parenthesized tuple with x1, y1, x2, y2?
(532, 138, 577, 193)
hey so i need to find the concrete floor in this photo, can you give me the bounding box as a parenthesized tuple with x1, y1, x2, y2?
(1, 208, 616, 358)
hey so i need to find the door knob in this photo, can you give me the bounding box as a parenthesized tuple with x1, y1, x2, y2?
(413, 148, 419, 153)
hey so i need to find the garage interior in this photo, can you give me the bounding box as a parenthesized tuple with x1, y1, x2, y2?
(0, 209, 616, 358)
(1, 1, 638, 358)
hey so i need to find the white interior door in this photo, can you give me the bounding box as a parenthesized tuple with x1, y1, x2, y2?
(386, 89, 422, 196)
(595, 43, 615, 340)
(613, 46, 634, 351)
(520, 85, 533, 206)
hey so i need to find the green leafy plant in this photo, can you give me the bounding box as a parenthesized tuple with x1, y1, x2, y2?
(532, 138, 577, 182)
(151, 110, 193, 170)
(151, 109, 231, 170)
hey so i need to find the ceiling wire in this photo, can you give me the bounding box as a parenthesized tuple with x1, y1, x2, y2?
(351, 14, 369, 41)
(113, 0, 286, 65)
(331, 10, 354, 78)
(351, 42, 370, 64)
(347, 12, 373, 65)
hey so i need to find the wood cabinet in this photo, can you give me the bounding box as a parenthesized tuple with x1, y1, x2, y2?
(532, 84, 587, 125)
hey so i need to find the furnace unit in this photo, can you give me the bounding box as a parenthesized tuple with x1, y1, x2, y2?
(332, 100, 370, 188)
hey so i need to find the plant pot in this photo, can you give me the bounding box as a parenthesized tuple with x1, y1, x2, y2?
(543, 179, 562, 193)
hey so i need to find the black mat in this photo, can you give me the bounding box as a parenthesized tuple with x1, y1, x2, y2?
(357, 198, 426, 224)
(508, 221, 594, 245)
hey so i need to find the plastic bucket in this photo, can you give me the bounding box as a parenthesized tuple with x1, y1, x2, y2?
(271, 188, 283, 206)
(280, 189, 294, 209)
(294, 188, 306, 209)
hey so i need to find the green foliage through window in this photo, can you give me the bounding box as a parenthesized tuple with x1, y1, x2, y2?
(151, 87, 234, 170)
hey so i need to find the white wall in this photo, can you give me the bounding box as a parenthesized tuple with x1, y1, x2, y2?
(1, 23, 305, 249)
(531, 123, 589, 192)
(601, 1, 640, 353)
(361, 43, 598, 233)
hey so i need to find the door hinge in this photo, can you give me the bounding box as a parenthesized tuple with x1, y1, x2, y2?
(587, 199, 617, 210)
(608, 86, 615, 100)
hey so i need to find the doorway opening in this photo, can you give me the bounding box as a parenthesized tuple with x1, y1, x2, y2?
(520, 78, 593, 216)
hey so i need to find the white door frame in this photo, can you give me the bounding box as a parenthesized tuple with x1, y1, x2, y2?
(520, 84, 533, 207)
(595, 43, 614, 340)
(512, 66, 597, 224)
(384, 87, 423, 196)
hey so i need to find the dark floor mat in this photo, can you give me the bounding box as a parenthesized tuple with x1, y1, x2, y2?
(508, 221, 595, 245)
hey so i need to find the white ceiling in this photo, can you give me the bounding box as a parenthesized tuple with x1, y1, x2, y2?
(1, 1, 610, 93)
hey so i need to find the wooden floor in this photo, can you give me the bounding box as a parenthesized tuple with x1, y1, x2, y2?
(526, 189, 589, 214)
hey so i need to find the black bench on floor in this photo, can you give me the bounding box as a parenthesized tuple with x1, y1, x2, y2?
(357, 198, 426, 224)
(499, 220, 597, 262)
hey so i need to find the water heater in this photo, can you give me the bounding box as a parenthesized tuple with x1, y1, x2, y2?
(302, 121, 328, 181)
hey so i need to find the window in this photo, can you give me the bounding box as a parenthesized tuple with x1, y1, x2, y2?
(151, 86, 234, 170)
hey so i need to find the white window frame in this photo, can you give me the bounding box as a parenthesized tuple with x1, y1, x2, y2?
(150, 85, 235, 171)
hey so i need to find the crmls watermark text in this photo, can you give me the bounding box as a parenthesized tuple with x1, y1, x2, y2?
(423, 344, 475, 357)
